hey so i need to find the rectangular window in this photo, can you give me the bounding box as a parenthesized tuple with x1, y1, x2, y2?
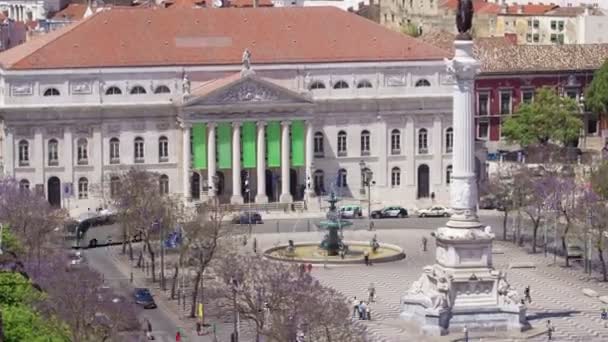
(526, 33, 532, 43)
(500, 91, 512, 114)
(77, 142, 88, 165)
(478, 120, 489, 140)
(551, 20, 557, 30)
(134, 140, 144, 163)
(48, 143, 58, 166)
(360, 133, 370, 156)
(558, 21, 564, 31)
(159, 138, 169, 163)
(314, 133, 324, 157)
(110, 140, 120, 164)
(521, 89, 534, 104)
(527, 19, 532, 27)
(337, 133, 347, 157)
(533, 33, 540, 42)
(550, 34, 558, 43)
(391, 131, 401, 155)
(558, 34, 564, 44)
(19, 143, 29, 166)
(533, 20, 539, 29)
(478, 92, 490, 116)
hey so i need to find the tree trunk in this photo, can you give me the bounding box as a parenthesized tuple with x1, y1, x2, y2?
(128, 239, 134, 260)
(136, 250, 143, 268)
(146, 240, 156, 282)
(532, 220, 540, 254)
(561, 216, 571, 267)
(190, 270, 202, 318)
(599, 245, 607, 282)
(171, 264, 178, 300)
(502, 211, 509, 241)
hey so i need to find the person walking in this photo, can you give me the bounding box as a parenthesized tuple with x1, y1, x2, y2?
(366, 304, 372, 321)
(602, 308, 608, 327)
(546, 320, 554, 340)
(524, 285, 532, 303)
(463, 325, 469, 342)
(364, 250, 370, 266)
(175, 330, 181, 342)
(422, 236, 428, 252)
(252, 237, 257, 254)
(352, 296, 359, 318)
(144, 318, 153, 340)
(359, 301, 367, 320)
(368, 283, 376, 303)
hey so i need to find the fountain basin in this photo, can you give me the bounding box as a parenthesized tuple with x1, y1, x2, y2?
(264, 240, 406, 265)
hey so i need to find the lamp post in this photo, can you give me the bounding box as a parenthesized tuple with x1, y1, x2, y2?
(231, 277, 239, 342)
(245, 171, 252, 235)
(579, 95, 587, 149)
(155, 219, 166, 291)
(359, 160, 375, 227)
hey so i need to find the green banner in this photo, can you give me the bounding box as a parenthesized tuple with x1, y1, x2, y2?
(242, 122, 256, 169)
(267, 121, 281, 168)
(192, 123, 207, 170)
(217, 123, 232, 169)
(291, 120, 305, 167)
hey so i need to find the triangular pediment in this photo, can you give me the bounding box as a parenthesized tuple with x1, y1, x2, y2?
(183, 73, 313, 108)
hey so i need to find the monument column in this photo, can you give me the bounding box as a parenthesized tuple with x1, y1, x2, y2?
(255, 121, 268, 203)
(304, 120, 314, 200)
(207, 123, 217, 199)
(279, 121, 292, 203)
(231, 122, 243, 204)
(182, 123, 191, 201)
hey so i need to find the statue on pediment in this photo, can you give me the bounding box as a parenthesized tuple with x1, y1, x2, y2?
(241, 49, 255, 77)
(182, 73, 191, 96)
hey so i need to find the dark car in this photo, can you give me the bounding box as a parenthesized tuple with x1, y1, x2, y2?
(133, 288, 157, 309)
(232, 212, 263, 224)
(371, 206, 408, 219)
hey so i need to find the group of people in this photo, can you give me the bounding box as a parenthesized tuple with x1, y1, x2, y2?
(351, 284, 376, 320)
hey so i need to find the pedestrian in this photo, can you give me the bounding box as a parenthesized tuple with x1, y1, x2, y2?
(422, 236, 428, 252)
(253, 237, 257, 254)
(524, 285, 532, 303)
(145, 318, 153, 340)
(463, 325, 469, 342)
(366, 304, 372, 320)
(368, 283, 376, 303)
(364, 250, 370, 266)
(369, 220, 375, 231)
(546, 320, 554, 340)
(359, 301, 367, 320)
(602, 308, 608, 327)
(175, 331, 181, 342)
(242, 234, 248, 246)
(306, 263, 313, 273)
(352, 296, 359, 318)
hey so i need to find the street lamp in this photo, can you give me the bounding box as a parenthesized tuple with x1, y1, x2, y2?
(154, 219, 167, 291)
(231, 277, 240, 342)
(244, 171, 252, 235)
(579, 95, 586, 149)
(359, 160, 375, 228)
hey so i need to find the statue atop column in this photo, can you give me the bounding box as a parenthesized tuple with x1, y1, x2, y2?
(241, 48, 255, 77)
(456, 0, 474, 40)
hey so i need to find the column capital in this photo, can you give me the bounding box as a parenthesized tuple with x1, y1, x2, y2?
(256, 121, 267, 128)
(232, 121, 241, 128)
(180, 122, 192, 129)
(207, 122, 216, 129)
(281, 120, 291, 127)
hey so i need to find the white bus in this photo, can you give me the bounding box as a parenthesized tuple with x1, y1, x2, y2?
(65, 211, 138, 248)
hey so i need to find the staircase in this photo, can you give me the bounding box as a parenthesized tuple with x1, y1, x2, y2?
(220, 201, 306, 213)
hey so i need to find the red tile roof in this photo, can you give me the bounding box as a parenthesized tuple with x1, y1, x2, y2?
(51, 3, 88, 20)
(440, 0, 501, 15)
(226, 0, 273, 7)
(0, 7, 448, 70)
(505, 4, 557, 15)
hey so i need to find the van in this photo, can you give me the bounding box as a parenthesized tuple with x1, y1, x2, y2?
(339, 205, 363, 219)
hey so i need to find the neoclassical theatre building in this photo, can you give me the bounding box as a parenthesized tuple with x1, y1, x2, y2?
(0, 7, 484, 214)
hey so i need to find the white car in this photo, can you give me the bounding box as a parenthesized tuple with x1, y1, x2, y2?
(417, 206, 451, 218)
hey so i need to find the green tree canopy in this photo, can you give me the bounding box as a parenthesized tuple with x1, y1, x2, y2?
(585, 59, 608, 114)
(501, 86, 582, 147)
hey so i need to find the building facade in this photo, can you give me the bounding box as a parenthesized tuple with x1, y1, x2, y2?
(0, 7, 478, 215)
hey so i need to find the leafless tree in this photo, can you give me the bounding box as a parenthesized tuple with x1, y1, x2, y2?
(213, 253, 365, 342)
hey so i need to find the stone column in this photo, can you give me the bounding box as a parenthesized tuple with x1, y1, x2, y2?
(182, 123, 191, 201)
(231, 122, 243, 204)
(279, 121, 292, 203)
(304, 120, 314, 200)
(207, 123, 217, 199)
(3, 128, 14, 176)
(255, 121, 268, 203)
(63, 127, 74, 189)
(432, 115, 443, 187)
(93, 127, 103, 206)
(405, 117, 415, 186)
(34, 128, 44, 187)
(446, 40, 481, 229)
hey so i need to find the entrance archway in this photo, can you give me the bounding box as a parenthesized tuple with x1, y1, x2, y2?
(191, 172, 200, 200)
(417, 165, 430, 198)
(314, 170, 325, 196)
(47, 177, 61, 207)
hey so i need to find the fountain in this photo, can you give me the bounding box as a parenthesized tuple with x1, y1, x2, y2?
(264, 191, 405, 264)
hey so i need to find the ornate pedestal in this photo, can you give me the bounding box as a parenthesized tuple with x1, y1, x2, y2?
(399, 40, 529, 336)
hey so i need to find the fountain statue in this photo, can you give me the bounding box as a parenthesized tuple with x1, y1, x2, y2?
(316, 191, 353, 256)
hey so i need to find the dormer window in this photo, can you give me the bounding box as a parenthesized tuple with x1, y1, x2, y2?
(333, 80, 349, 89)
(309, 81, 326, 90)
(106, 86, 122, 95)
(43, 88, 60, 96)
(130, 85, 147, 95)
(154, 85, 171, 94)
(356, 80, 373, 88)
(415, 79, 431, 87)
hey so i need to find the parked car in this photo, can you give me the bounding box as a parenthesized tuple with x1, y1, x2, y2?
(479, 195, 497, 210)
(371, 206, 408, 219)
(418, 206, 451, 218)
(232, 212, 263, 224)
(339, 205, 363, 219)
(66, 251, 86, 270)
(133, 288, 157, 309)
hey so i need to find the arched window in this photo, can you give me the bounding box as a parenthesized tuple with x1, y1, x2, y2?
(391, 129, 401, 155)
(18, 140, 29, 166)
(78, 177, 88, 199)
(154, 85, 171, 94)
(333, 80, 349, 89)
(445, 127, 454, 153)
(77, 138, 88, 165)
(43, 88, 60, 96)
(360, 130, 371, 156)
(134, 137, 144, 163)
(130, 85, 147, 95)
(337, 168, 347, 187)
(415, 79, 431, 87)
(159, 174, 169, 195)
(158, 136, 169, 162)
(314, 170, 325, 195)
(105, 86, 122, 95)
(110, 176, 120, 198)
(309, 81, 326, 90)
(314, 132, 324, 157)
(109, 137, 120, 164)
(19, 179, 30, 191)
(337, 131, 347, 157)
(446, 165, 453, 184)
(391, 167, 401, 187)
(418, 128, 428, 154)
(356, 80, 373, 88)
(47, 139, 59, 166)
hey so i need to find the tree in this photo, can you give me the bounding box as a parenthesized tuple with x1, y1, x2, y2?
(585, 59, 608, 115)
(212, 254, 365, 342)
(590, 161, 608, 200)
(518, 168, 555, 254)
(502, 86, 582, 148)
(481, 166, 515, 240)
